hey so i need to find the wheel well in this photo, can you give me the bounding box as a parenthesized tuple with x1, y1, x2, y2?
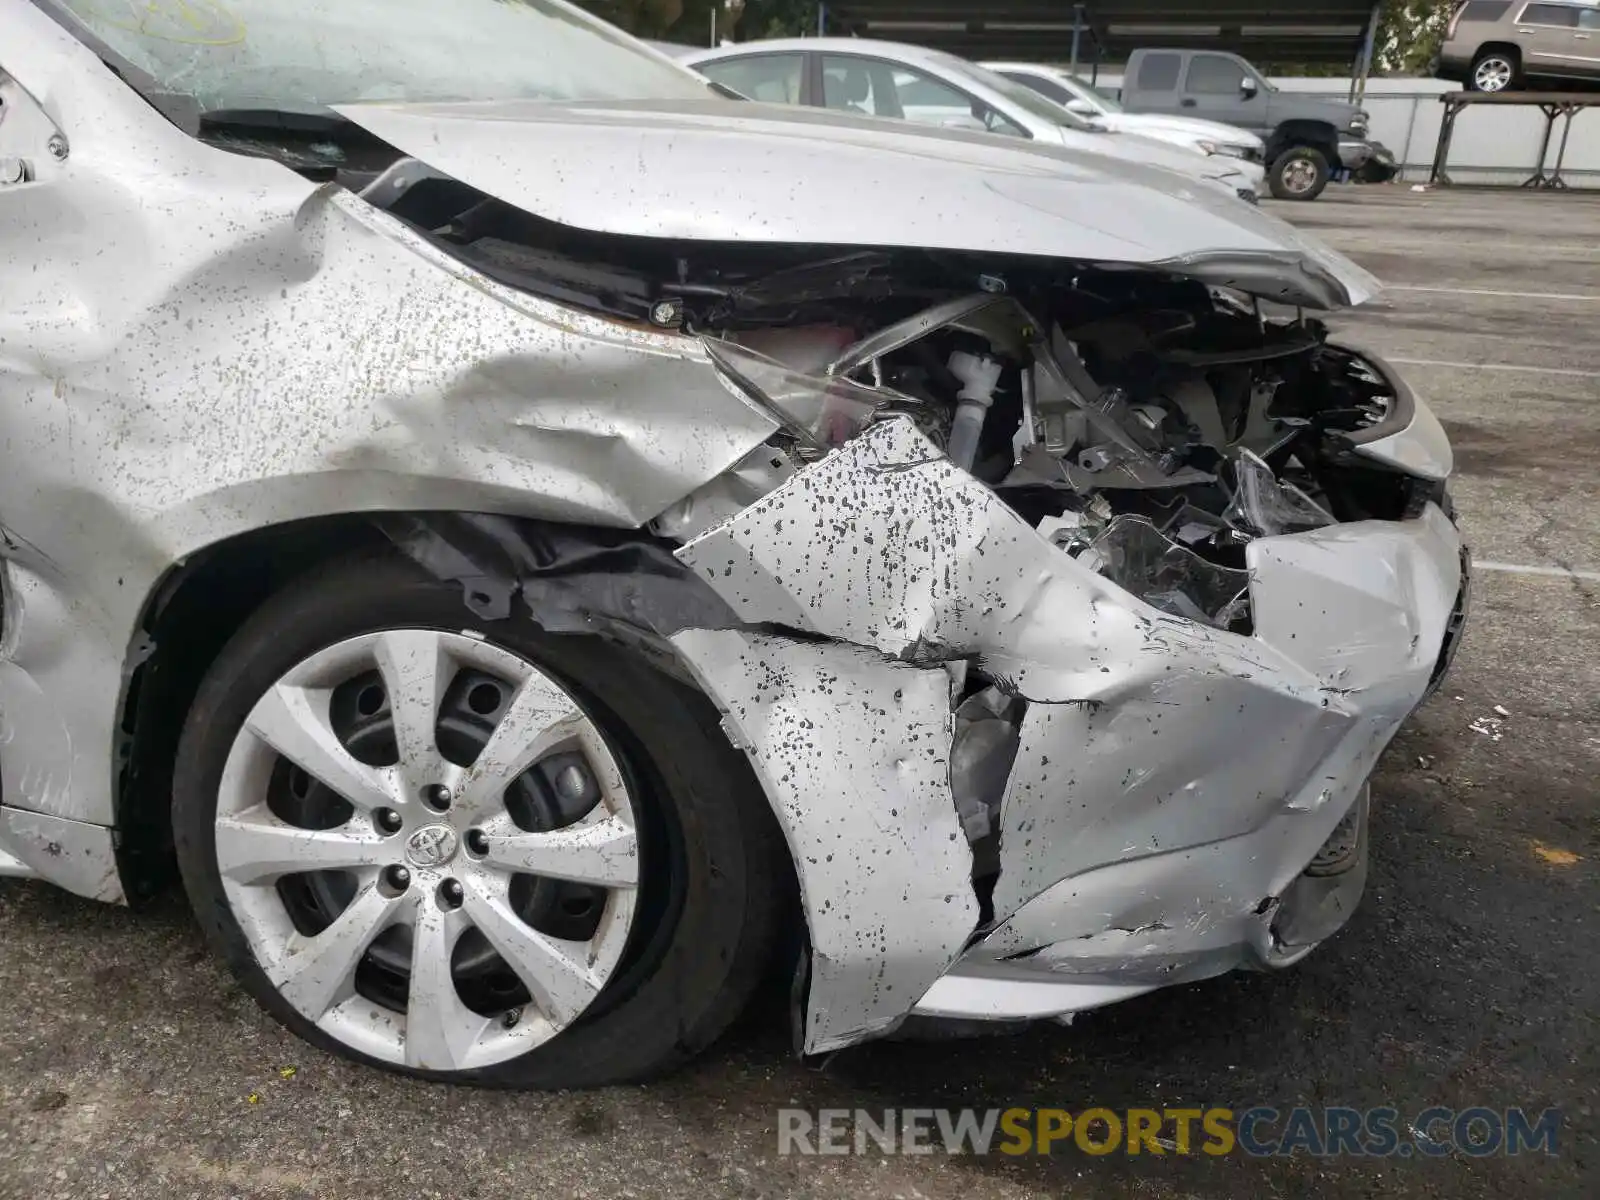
(116, 515, 389, 900)
(1267, 121, 1339, 164)
(113, 513, 804, 971)
(1473, 42, 1521, 67)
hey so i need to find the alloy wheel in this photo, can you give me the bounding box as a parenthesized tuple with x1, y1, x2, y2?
(213, 629, 639, 1071)
(1474, 58, 1513, 92)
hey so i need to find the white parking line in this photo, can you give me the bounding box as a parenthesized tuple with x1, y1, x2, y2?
(1387, 357, 1600, 379)
(1476, 561, 1600, 583)
(1386, 284, 1600, 303)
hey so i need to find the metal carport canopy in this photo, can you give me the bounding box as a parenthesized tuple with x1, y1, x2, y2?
(823, 1, 1380, 66)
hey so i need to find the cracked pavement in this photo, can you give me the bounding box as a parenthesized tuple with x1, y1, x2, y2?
(1, 186, 1595, 1200)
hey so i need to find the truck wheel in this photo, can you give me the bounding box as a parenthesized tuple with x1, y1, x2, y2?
(1269, 146, 1329, 201)
(173, 553, 786, 1087)
(1469, 49, 1519, 93)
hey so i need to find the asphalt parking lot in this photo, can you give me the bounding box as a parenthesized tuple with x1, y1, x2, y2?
(1, 186, 1595, 1200)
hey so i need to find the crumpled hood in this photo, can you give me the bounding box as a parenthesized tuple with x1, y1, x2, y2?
(1101, 112, 1264, 149)
(334, 97, 1378, 309)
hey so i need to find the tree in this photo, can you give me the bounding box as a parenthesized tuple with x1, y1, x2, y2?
(1375, 0, 1453, 73)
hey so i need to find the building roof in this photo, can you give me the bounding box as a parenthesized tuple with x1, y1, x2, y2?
(823, 1, 1379, 66)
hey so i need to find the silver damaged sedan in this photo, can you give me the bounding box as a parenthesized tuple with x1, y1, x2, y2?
(0, 0, 1469, 1085)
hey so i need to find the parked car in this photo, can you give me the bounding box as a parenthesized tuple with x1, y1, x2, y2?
(682, 38, 1267, 201)
(1117, 47, 1394, 200)
(2, 0, 1466, 1088)
(1436, 0, 1600, 92)
(983, 61, 1266, 165)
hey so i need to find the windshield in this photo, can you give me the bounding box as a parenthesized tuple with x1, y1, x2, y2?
(42, 0, 716, 111)
(929, 52, 1096, 132)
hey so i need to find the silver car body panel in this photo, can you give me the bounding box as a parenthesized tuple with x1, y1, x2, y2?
(333, 97, 1373, 308)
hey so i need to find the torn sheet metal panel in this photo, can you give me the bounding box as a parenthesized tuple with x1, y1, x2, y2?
(677, 418, 1306, 703)
(678, 415, 1461, 1030)
(670, 629, 978, 1055)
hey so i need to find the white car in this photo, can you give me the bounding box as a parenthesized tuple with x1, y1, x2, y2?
(985, 61, 1266, 165)
(683, 38, 1266, 202)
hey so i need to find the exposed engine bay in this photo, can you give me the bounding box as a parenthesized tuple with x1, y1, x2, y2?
(366, 158, 1445, 635)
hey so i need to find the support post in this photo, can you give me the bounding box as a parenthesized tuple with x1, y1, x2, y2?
(1352, 1, 1381, 105)
(817, 1, 826, 36)
(1069, 4, 1084, 73)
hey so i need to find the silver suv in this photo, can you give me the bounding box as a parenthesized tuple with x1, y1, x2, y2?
(1437, 0, 1600, 91)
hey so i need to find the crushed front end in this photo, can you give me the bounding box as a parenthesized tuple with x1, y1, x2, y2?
(647, 267, 1467, 1053)
(347, 137, 1467, 1055)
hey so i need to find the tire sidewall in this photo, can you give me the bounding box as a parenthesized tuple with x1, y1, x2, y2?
(173, 556, 778, 1088)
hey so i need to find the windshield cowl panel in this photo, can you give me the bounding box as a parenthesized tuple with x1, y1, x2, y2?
(42, 0, 715, 113)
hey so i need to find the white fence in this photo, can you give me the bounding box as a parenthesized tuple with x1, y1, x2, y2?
(1095, 74, 1600, 187)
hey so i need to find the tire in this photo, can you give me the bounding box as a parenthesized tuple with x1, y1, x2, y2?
(173, 553, 785, 1087)
(1468, 49, 1519, 93)
(1268, 146, 1330, 202)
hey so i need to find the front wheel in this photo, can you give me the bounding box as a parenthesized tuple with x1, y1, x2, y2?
(1268, 146, 1330, 201)
(173, 554, 784, 1087)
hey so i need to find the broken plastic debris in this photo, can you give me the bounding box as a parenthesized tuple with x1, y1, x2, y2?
(1083, 515, 1251, 629)
(279, 1066, 298, 1080)
(703, 338, 910, 452)
(1224, 448, 1335, 537)
(1493, 704, 1511, 718)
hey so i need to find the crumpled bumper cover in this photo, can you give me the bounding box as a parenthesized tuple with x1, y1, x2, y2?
(672, 419, 1465, 1054)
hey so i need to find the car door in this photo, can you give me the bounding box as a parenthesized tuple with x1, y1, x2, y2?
(1570, 7, 1600, 71)
(1182, 53, 1259, 127)
(1512, 3, 1582, 73)
(1128, 51, 1186, 115)
(692, 52, 810, 106)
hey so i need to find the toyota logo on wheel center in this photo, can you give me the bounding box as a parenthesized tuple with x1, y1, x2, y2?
(405, 824, 459, 869)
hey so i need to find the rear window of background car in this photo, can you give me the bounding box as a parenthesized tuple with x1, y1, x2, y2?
(1519, 3, 1581, 25)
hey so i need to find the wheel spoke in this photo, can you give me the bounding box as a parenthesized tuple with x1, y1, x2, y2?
(462, 883, 605, 1025)
(215, 808, 388, 883)
(267, 882, 401, 1020)
(371, 629, 450, 793)
(481, 815, 639, 888)
(454, 672, 586, 819)
(246, 683, 395, 812)
(404, 906, 490, 1071)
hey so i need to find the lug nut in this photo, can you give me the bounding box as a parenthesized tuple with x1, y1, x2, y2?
(375, 807, 403, 834)
(383, 864, 411, 892)
(422, 784, 452, 811)
(465, 828, 490, 857)
(502, 1007, 522, 1029)
(554, 764, 588, 802)
(438, 878, 464, 909)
